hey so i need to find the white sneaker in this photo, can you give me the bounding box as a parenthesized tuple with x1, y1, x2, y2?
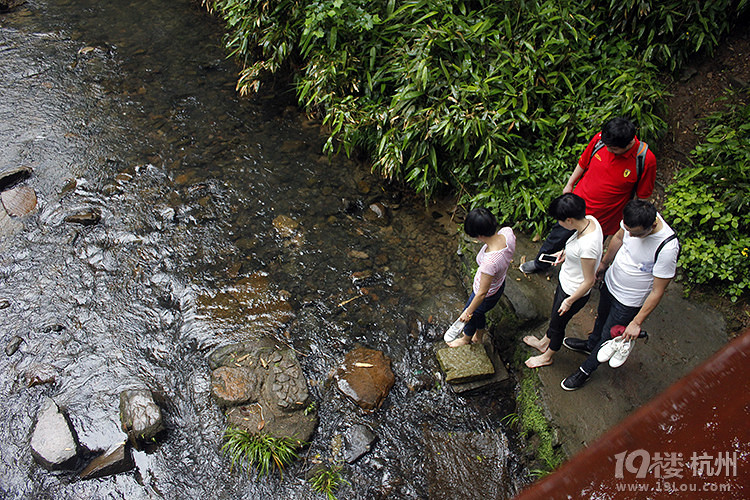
(597, 338, 621, 363)
(609, 339, 633, 368)
(444, 318, 467, 343)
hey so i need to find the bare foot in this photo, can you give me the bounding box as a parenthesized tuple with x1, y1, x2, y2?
(471, 331, 485, 344)
(523, 335, 549, 353)
(447, 336, 471, 348)
(525, 354, 554, 368)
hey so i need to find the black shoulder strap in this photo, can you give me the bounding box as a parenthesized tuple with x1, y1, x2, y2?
(632, 141, 648, 199)
(654, 233, 679, 265)
(587, 139, 606, 168)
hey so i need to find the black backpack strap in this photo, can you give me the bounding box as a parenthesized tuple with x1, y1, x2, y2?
(587, 139, 606, 169)
(632, 141, 648, 199)
(654, 233, 679, 266)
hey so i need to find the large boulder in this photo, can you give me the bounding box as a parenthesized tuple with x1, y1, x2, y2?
(30, 398, 79, 470)
(210, 339, 317, 444)
(119, 389, 164, 445)
(334, 347, 395, 411)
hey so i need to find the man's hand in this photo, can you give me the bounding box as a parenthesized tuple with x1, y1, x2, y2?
(623, 321, 642, 340)
(595, 262, 608, 282)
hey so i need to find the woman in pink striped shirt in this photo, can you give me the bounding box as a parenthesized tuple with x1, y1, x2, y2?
(448, 208, 516, 347)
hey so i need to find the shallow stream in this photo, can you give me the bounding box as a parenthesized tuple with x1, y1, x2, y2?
(0, 1, 527, 497)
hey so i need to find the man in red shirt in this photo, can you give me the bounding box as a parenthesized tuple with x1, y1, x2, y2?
(521, 117, 656, 274)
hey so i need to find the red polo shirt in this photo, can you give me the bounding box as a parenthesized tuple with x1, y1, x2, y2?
(573, 132, 656, 236)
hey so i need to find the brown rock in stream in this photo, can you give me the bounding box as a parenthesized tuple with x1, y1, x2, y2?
(211, 366, 258, 407)
(1, 185, 37, 216)
(334, 347, 395, 411)
(210, 339, 318, 443)
(65, 208, 102, 226)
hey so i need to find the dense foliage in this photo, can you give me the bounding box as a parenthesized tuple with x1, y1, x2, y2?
(204, 0, 748, 297)
(664, 89, 750, 301)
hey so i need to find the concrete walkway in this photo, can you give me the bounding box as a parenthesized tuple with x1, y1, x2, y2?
(503, 233, 728, 458)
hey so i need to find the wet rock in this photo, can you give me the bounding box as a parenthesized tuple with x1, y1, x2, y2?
(211, 339, 318, 444)
(272, 214, 304, 247)
(334, 347, 395, 411)
(356, 179, 371, 194)
(5, 335, 24, 356)
(364, 202, 390, 224)
(41, 323, 65, 333)
(446, 339, 510, 394)
(0, 206, 23, 236)
(344, 424, 377, 463)
(436, 344, 495, 384)
(1, 0, 25, 11)
(65, 208, 102, 226)
(330, 433, 344, 460)
(0, 165, 32, 191)
(25, 364, 58, 387)
(60, 178, 77, 197)
(30, 398, 79, 470)
(119, 389, 164, 445)
(79, 442, 134, 479)
(211, 366, 258, 407)
(273, 214, 299, 237)
(0, 298, 9, 309)
(1, 185, 37, 216)
(347, 250, 370, 260)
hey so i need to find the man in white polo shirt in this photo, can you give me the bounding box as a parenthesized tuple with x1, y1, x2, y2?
(561, 200, 679, 391)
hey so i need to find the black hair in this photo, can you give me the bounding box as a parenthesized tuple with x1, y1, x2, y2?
(601, 117, 636, 148)
(623, 200, 657, 229)
(548, 193, 586, 221)
(464, 207, 498, 237)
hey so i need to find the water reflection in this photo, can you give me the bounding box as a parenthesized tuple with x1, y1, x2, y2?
(0, 0, 525, 497)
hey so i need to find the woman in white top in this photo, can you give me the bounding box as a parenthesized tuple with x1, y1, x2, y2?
(448, 208, 516, 347)
(523, 194, 602, 367)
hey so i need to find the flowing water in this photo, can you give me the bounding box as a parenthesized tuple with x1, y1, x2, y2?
(0, 1, 527, 497)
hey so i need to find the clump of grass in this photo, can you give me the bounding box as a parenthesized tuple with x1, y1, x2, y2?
(517, 373, 564, 472)
(221, 427, 303, 479)
(308, 464, 348, 500)
(500, 412, 520, 429)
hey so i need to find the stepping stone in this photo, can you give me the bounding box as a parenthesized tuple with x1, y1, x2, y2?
(436, 343, 495, 384)
(448, 340, 510, 394)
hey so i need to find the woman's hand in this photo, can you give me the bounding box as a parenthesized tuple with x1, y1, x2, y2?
(558, 297, 572, 314)
(459, 310, 473, 322)
(552, 250, 565, 265)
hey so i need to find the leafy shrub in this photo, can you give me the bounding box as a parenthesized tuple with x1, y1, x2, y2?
(664, 89, 750, 300)
(603, 0, 748, 72)
(204, 0, 748, 286)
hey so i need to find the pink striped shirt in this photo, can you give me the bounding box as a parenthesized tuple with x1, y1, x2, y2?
(473, 227, 516, 297)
